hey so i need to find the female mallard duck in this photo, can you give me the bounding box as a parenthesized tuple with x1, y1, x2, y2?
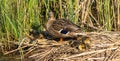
(46, 11, 82, 43)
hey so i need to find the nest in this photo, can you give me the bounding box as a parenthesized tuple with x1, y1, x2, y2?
(2, 31, 120, 61)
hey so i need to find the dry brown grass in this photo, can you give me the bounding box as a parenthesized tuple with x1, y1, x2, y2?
(17, 31, 120, 61)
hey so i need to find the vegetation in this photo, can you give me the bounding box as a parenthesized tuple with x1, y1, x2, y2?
(0, 0, 120, 44)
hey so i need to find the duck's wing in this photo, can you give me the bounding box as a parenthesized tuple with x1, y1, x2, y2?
(65, 24, 80, 32)
(60, 19, 80, 32)
(51, 19, 80, 34)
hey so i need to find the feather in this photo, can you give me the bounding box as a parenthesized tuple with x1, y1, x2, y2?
(59, 29, 69, 34)
(46, 11, 81, 38)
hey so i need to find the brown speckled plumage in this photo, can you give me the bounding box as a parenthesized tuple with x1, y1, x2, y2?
(46, 11, 81, 38)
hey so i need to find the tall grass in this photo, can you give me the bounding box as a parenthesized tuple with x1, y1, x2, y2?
(0, 0, 120, 44)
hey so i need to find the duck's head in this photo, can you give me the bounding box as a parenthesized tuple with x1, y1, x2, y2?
(46, 11, 56, 30)
(48, 11, 55, 20)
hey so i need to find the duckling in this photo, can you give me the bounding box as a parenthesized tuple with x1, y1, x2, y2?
(77, 36, 91, 51)
(46, 11, 81, 43)
(77, 36, 91, 45)
(70, 36, 91, 51)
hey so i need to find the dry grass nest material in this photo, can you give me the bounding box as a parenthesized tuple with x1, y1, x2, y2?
(2, 31, 120, 61)
(23, 31, 120, 61)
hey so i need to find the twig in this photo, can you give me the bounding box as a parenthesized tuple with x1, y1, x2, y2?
(4, 45, 29, 55)
(95, 44, 114, 47)
(19, 37, 29, 47)
(8, 41, 34, 46)
(24, 46, 36, 56)
(104, 46, 120, 61)
(60, 47, 118, 60)
(111, 59, 120, 61)
(87, 57, 105, 60)
(29, 47, 53, 58)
